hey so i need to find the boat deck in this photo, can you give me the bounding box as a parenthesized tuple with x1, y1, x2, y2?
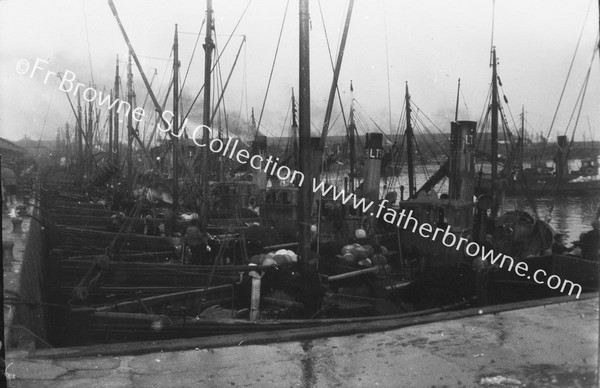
(5, 295, 597, 387)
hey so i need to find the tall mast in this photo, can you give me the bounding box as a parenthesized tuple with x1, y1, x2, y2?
(201, 0, 214, 220)
(291, 89, 298, 171)
(490, 47, 499, 216)
(55, 128, 61, 158)
(348, 82, 356, 193)
(113, 55, 120, 165)
(454, 78, 460, 122)
(172, 24, 180, 210)
(316, 0, 354, 176)
(298, 0, 312, 263)
(83, 101, 88, 177)
(596, 2, 600, 381)
(520, 105, 525, 167)
(108, 89, 113, 159)
(405, 82, 415, 198)
(87, 82, 93, 177)
(77, 90, 83, 172)
(250, 107, 267, 188)
(127, 52, 134, 182)
(65, 122, 70, 171)
(218, 122, 224, 182)
(107, 0, 203, 198)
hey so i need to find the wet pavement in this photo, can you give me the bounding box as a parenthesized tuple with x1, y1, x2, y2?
(5, 297, 598, 387)
(3, 210, 30, 348)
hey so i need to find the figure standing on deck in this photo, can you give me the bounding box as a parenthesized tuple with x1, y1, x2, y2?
(574, 220, 600, 261)
(185, 218, 210, 265)
(162, 205, 177, 237)
(551, 234, 574, 255)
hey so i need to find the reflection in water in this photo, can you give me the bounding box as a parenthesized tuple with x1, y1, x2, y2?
(501, 194, 600, 242)
(332, 166, 599, 244)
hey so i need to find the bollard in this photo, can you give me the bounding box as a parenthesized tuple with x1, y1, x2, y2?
(11, 217, 23, 234)
(249, 269, 263, 322)
(3, 240, 15, 268)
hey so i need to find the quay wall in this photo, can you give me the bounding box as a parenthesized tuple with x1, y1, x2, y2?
(12, 184, 61, 348)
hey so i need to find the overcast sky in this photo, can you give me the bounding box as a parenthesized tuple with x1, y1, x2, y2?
(1, 0, 598, 144)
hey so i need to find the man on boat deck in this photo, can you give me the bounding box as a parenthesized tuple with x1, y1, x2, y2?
(576, 220, 600, 261)
(163, 205, 177, 236)
(551, 234, 574, 255)
(185, 219, 209, 265)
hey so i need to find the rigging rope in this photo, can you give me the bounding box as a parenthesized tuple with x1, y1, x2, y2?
(490, 0, 496, 54)
(413, 114, 443, 166)
(382, 0, 393, 132)
(354, 100, 393, 143)
(564, 42, 598, 161)
(539, 2, 593, 161)
(179, 18, 206, 98)
(256, 0, 290, 135)
(82, 0, 95, 85)
(179, 2, 251, 135)
(316, 0, 350, 142)
(210, 37, 246, 124)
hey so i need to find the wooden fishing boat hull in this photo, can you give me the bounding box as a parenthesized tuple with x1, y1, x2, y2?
(488, 253, 597, 304)
(67, 293, 464, 344)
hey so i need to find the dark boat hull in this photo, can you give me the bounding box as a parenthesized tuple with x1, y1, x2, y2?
(488, 253, 598, 304)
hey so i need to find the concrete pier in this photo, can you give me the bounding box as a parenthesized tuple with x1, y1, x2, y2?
(5, 296, 597, 387)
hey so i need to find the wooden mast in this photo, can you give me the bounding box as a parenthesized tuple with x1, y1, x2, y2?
(491, 47, 499, 216)
(596, 1, 600, 384)
(127, 52, 134, 183)
(108, 89, 113, 159)
(454, 78, 460, 122)
(291, 89, 299, 172)
(298, 0, 312, 263)
(65, 122, 71, 172)
(76, 89, 83, 175)
(520, 105, 525, 167)
(83, 98, 88, 177)
(113, 55, 120, 165)
(405, 82, 415, 198)
(108, 0, 203, 199)
(315, 0, 354, 177)
(201, 0, 215, 220)
(87, 82, 93, 177)
(172, 24, 180, 210)
(347, 82, 356, 193)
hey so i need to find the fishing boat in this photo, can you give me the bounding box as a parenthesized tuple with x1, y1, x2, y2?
(11, 0, 598, 352)
(505, 136, 600, 196)
(15, 0, 443, 347)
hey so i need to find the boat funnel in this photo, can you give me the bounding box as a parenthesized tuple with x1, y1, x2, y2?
(449, 121, 476, 202)
(555, 135, 569, 179)
(252, 134, 268, 188)
(363, 133, 384, 203)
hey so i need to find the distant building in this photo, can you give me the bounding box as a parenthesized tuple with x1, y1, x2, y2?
(14, 135, 55, 159)
(0, 137, 27, 160)
(0, 137, 29, 172)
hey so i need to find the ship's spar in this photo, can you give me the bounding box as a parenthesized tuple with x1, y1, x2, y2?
(107, 0, 207, 207)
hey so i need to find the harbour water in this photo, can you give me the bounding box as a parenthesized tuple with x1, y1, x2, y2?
(330, 163, 599, 244)
(501, 194, 600, 242)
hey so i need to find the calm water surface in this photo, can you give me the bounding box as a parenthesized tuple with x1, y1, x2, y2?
(501, 195, 600, 242)
(330, 164, 600, 244)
